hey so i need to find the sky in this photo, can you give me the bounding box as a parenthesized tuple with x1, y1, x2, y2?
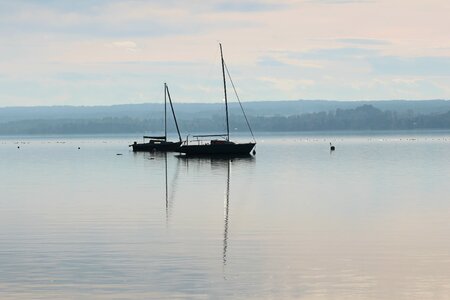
(1, 0, 450, 106)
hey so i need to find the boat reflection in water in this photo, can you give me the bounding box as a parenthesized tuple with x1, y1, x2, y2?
(223, 158, 231, 269)
(177, 155, 254, 275)
(164, 152, 181, 226)
(132, 150, 181, 226)
(134, 150, 254, 276)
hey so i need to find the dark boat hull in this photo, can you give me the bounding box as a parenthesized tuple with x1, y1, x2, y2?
(131, 141, 182, 152)
(178, 142, 255, 156)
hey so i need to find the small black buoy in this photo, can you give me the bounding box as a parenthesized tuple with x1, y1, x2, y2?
(17, 146, 20, 149)
(330, 143, 335, 151)
(78, 147, 80, 149)
(252, 149, 256, 155)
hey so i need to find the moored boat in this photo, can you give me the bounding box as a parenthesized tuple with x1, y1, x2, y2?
(130, 83, 182, 152)
(178, 44, 256, 156)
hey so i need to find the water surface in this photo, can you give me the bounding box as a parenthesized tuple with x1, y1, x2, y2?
(1, 131, 450, 299)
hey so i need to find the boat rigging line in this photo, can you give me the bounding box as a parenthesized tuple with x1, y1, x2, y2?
(223, 61, 256, 143)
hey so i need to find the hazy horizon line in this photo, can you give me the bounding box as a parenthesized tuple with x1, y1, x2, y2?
(2, 98, 450, 109)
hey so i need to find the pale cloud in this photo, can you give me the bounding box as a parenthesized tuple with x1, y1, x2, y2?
(335, 38, 390, 46)
(369, 56, 450, 76)
(109, 41, 139, 52)
(260, 77, 315, 92)
(213, 1, 288, 12)
(308, 0, 375, 4)
(259, 53, 324, 69)
(298, 47, 378, 60)
(0, 0, 450, 106)
(391, 78, 424, 85)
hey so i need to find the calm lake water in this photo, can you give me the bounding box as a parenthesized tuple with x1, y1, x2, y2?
(1, 131, 450, 299)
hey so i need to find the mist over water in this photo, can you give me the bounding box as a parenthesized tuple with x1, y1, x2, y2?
(1, 131, 450, 299)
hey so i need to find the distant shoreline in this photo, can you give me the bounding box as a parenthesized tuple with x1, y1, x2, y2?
(2, 102, 450, 134)
(2, 129, 450, 139)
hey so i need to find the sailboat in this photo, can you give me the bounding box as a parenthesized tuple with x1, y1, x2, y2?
(178, 44, 256, 156)
(130, 83, 182, 152)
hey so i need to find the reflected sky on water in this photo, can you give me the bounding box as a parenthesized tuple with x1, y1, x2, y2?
(1, 132, 450, 299)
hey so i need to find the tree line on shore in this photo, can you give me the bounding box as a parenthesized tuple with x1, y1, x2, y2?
(1, 104, 450, 135)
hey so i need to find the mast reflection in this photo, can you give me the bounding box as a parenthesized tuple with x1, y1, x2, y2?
(164, 152, 181, 226)
(165, 152, 169, 225)
(223, 158, 231, 267)
(131, 150, 181, 226)
(175, 154, 254, 272)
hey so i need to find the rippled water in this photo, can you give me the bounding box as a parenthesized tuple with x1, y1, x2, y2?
(1, 131, 450, 299)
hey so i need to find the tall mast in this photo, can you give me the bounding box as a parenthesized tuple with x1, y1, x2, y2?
(165, 84, 182, 143)
(164, 83, 167, 141)
(220, 43, 230, 141)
